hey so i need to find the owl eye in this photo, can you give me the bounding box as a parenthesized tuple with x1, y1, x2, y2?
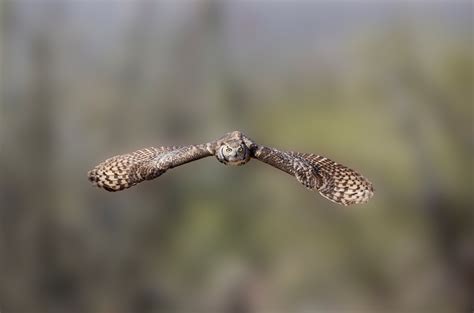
(226, 147, 232, 152)
(238, 147, 243, 152)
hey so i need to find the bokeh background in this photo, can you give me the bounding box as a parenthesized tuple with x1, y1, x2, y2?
(1, 1, 472, 312)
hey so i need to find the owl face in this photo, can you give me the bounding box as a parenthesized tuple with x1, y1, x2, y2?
(216, 140, 250, 166)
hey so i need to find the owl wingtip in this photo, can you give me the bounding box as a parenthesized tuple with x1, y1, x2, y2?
(87, 169, 97, 182)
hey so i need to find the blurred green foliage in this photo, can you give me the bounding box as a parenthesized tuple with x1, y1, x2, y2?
(1, 1, 472, 313)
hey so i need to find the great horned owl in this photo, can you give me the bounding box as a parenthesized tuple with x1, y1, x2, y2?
(88, 131, 374, 206)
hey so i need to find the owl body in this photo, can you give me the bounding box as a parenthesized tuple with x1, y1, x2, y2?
(88, 131, 374, 206)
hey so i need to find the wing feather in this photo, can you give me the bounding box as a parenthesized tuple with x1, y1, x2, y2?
(252, 146, 374, 206)
(88, 144, 213, 192)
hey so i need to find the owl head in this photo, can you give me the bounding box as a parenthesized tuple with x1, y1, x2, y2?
(216, 140, 251, 166)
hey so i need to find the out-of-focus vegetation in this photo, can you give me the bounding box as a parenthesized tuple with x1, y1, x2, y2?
(0, 1, 472, 313)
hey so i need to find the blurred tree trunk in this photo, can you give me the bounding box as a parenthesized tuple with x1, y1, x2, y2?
(0, 2, 80, 312)
(111, 0, 157, 145)
(390, 37, 473, 311)
(27, 5, 74, 313)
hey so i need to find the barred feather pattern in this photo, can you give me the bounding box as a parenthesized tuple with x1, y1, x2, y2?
(88, 145, 212, 191)
(88, 131, 374, 206)
(253, 146, 373, 206)
(290, 152, 374, 205)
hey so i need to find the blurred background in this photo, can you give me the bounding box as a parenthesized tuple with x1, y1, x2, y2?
(1, 1, 472, 312)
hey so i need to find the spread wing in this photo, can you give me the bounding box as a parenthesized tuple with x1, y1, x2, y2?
(251, 145, 374, 205)
(88, 144, 214, 192)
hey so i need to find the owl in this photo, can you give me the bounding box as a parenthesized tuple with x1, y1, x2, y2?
(88, 131, 374, 206)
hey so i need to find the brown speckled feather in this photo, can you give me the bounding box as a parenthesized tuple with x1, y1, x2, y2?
(88, 131, 374, 206)
(252, 146, 373, 206)
(88, 144, 213, 191)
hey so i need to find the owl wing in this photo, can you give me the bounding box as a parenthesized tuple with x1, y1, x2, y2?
(251, 145, 374, 205)
(88, 144, 214, 192)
